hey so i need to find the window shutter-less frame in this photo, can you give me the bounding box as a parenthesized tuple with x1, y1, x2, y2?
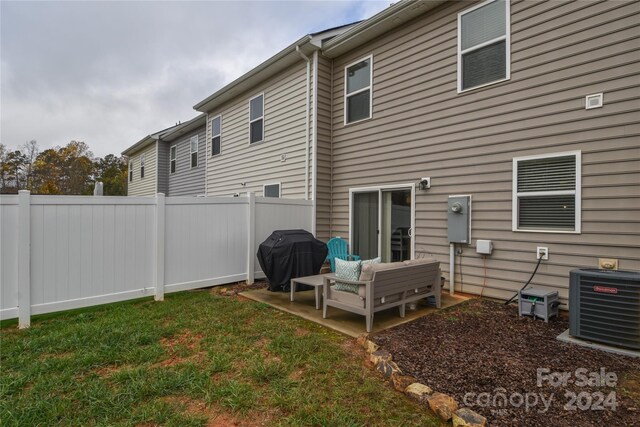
(513, 152, 581, 233)
(211, 116, 221, 156)
(458, 0, 510, 92)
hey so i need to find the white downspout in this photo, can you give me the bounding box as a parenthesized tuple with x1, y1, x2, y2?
(296, 45, 311, 201)
(311, 50, 319, 236)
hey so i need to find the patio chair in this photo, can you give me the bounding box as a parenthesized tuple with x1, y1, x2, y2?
(326, 237, 360, 271)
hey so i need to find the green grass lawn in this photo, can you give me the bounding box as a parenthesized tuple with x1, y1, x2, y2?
(0, 289, 438, 426)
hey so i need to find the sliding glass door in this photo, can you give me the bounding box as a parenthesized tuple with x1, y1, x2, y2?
(351, 185, 414, 262)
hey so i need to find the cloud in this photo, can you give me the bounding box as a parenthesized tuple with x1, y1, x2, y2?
(1, 0, 388, 157)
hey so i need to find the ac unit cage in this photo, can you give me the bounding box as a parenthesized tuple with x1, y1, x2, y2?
(569, 269, 640, 350)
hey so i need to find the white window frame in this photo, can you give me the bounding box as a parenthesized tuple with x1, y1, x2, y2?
(210, 115, 222, 157)
(344, 54, 373, 125)
(140, 154, 145, 179)
(249, 93, 264, 145)
(263, 182, 281, 198)
(190, 135, 198, 168)
(169, 145, 177, 174)
(512, 150, 581, 234)
(457, 0, 511, 93)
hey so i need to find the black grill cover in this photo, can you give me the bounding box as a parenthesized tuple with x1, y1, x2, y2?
(257, 229, 328, 292)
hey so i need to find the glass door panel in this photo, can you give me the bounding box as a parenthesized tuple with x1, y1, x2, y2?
(381, 189, 412, 262)
(352, 191, 378, 260)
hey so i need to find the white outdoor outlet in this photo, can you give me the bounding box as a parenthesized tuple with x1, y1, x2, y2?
(537, 246, 549, 260)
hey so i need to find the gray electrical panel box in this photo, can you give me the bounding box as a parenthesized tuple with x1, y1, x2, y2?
(447, 195, 471, 244)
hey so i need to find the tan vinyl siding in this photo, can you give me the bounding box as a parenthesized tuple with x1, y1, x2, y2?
(167, 126, 207, 196)
(315, 53, 333, 242)
(127, 143, 157, 196)
(329, 0, 640, 307)
(205, 62, 313, 199)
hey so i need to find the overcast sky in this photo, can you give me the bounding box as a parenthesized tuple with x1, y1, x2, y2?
(1, 1, 388, 158)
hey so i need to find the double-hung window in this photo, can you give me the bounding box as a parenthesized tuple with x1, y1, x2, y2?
(513, 151, 581, 233)
(129, 160, 133, 182)
(263, 183, 281, 198)
(211, 116, 221, 156)
(190, 135, 198, 168)
(458, 0, 510, 92)
(345, 56, 372, 124)
(249, 94, 264, 144)
(169, 146, 176, 174)
(140, 155, 145, 178)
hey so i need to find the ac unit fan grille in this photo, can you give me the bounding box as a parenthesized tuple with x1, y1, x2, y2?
(574, 273, 640, 350)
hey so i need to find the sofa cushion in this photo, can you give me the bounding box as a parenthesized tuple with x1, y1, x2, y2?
(334, 258, 362, 294)
(403, 258, 438, 266)
(359, 261, 405, 282)
(329, 285, 365, 308)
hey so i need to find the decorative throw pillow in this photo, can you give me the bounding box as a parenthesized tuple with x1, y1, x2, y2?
(334, 258, 362, 294)
(361, 257, 381, 266)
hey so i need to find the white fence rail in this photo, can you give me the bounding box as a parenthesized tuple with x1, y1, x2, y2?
(0, 191, 313, 327)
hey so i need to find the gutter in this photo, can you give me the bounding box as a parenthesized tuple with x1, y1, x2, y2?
(194, 35, 312, 112)
(311, 50, 319, 236)
(295, 45, 311, 201)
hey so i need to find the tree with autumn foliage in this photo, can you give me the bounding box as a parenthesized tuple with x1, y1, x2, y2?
(0, 140, 128, 195)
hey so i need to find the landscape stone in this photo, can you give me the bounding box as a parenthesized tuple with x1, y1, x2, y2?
(391, 373, 417, 392)
(405, 383, 433, 402)
(369, 349, 392, 365)
(452, 408, 487, 427)
(428, 392, 459, 421)
(375, 360, 401, 378)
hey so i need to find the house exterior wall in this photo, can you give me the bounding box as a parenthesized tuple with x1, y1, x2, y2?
(166, 125, 207, 196)
(157, 142, 169, 195)
(328, 0, 640, 306)
(204, 61, 313, 200)
(127, 142, 157, 196)
(315, 53, 334, 242)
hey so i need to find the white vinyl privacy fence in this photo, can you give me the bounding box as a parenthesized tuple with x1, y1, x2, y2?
(0, 191, 313, 327)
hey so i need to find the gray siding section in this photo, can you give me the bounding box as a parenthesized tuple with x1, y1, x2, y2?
(167, 125, 207, 196)
(316, 53, 333, 242)
(329, 0, 640, 306)
(205, 62, 312, 199)
(127, 142, 157, 196)
(157, 142, 169, 195)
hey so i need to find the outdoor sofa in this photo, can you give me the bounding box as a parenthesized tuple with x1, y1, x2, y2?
(322, 258, 441, 332)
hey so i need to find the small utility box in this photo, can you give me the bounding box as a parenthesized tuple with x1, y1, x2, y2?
(518, 289, 559, 323)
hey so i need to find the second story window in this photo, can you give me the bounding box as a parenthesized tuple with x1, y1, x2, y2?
(140, 154, 145, 178)
(211, 116, 221, 156)
(249, 94, 264, 144)
(170, 146, 176, 174)
(458, 0, 510, 92)
(129, 160, 133, 182)
(345, 56, 372, 124)
(190, 135, 198, 168)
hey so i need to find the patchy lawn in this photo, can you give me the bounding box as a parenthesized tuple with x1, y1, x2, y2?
(0, 288, 439, 427)
(372, 299, 640, 427)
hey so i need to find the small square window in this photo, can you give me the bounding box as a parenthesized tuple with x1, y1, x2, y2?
(345, 56, 372, 124)
(263, 183, 280, 198)
(513, 152, 581, 233)
(190, 135, 198, 168)
(249, 95, 264, 144)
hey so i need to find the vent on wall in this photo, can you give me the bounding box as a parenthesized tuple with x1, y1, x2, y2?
(585, 93, 603, 109)
(569, 269, 640, 350)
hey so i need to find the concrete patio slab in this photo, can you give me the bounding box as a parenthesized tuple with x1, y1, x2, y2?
(239, 287, 469, 337)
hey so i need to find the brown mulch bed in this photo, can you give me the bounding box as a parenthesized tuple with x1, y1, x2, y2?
(372, 298, 640, 427)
